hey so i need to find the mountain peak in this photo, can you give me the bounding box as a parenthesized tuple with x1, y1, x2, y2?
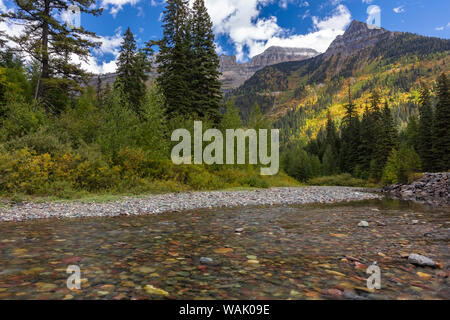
(325, 20, 389, 56)
(345, 20, 386, 36)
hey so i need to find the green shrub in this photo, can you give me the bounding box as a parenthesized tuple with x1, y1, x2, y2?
(308, 174, 377, 188)
(5, 127, 71, 155)
(0, 99, 46, 142)
(382, 145, 422, 185)
(242, 175, 270, 188)
(282, 145, 322, 182)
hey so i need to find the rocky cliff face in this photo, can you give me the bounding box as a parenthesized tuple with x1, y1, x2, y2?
(325, 20, 392, 57)
(91, 46, 318, 92)
(219, 46, 318, 91)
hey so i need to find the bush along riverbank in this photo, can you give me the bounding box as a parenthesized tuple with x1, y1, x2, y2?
(383, 172, 449, 204)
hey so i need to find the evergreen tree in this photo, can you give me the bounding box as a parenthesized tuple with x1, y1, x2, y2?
(96, 75, 103, 106)
(115, 28, 150, 117)
(191, 0, 223, 123)
(358, 91, 383, 176)
(157, 0, 192, 117)
(358, 106, 374, 173)
(405, 115, 419, 150)
(339, 87, 360, 173)
(418, 84, 434, 171)
(138, 84, 169, 159)
(325, 111, 339, 156)
(248, 102, 270, 129)
(221, 100, 243, 131)
(433, 73, 450, 171)
(322, 144, 337, 175)
(374, 101, 397, 176)
(1, 0, 102, 112)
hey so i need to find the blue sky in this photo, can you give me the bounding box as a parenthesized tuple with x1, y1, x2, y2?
(1, 0, 449, 74)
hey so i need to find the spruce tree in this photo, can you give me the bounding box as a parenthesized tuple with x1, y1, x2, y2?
(405, 115, 419, 150)
(221, 100, 243, 131)
(340, 87, 360, 173)
(115, 27, 150, 117)
(433, 73, 450, 171)
(1, 0, 102, 112)
(359, 91, 383, 176)
(322, 144, 337, 175)
(248, 102, 270, 129)
(157, 0, 192, 117)
(418, 85, 434, 171)
(96, 75, 103, 106)
(324, 111, 340, 175)
(358, 106, 374, 173)
(191, 0, 223, 123)
(325, 111, 339, 155)
(375, 101, 397, 175)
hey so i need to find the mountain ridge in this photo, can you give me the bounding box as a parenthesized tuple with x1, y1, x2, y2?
(91, 46, 319, 92)
(227, 20, 450, 141)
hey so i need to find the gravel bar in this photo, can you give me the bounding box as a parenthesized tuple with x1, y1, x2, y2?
(0, 187, 381, 222)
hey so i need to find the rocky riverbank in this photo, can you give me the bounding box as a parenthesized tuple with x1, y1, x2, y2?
(383, 173, 450, 204)
(0, 187, 381, 222)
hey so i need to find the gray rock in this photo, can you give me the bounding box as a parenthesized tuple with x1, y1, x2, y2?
(408, 254, 436, 267)
(200, 257, 214, 265)
(358, 221, 369, 228)
(382, 172, 450, 204)
(343, 291, 369, 300)
(0, 187, 381, 222)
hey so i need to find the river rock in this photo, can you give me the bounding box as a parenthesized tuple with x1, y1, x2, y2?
(358, 221, 369, 228)
(382, 172, 450, 204)
(200, 257, 214, 265)
(408, 254, 436, 267)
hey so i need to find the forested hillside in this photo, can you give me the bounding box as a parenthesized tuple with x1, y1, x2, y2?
(228, 21, 450, 184)
(230, 21, 449, 129)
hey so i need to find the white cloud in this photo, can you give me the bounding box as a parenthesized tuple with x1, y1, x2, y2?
(84, 29, 124, 74)
(0, 0, 8, 13)
(393, 6, 405, 14)
(362, 0, 373, 4)
(100, 0, 142, 17)
(205, 0, 351, 61)
(435, 26, 444, 31)
(0, 1, 28, 53)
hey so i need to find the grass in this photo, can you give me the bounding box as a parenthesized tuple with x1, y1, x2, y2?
(0, 170, 302, 205)
(307, 174, 380, 189)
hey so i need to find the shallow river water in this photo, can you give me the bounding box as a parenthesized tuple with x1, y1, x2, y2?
(0, 199, 448, 300)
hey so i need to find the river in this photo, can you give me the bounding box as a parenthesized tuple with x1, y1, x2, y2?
(0, 199, 448, 300)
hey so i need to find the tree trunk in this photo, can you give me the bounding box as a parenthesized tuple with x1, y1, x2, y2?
(37, 0, 50, 100)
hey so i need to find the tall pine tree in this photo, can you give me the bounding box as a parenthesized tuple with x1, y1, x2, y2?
(433, 73, 450, 171)
(157, 0, 192, 117)
(340, 86, 360, 173)
(115, 28, 150, 117)
(191, 0, 223, 123)
(375, 101, 397, 176)
(363, 91, 383, 176)
(1, 0, 102, 112)
(418, 84, 434, 171)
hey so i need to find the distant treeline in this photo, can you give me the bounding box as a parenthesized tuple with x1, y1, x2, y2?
(281, 74, 450, 185)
